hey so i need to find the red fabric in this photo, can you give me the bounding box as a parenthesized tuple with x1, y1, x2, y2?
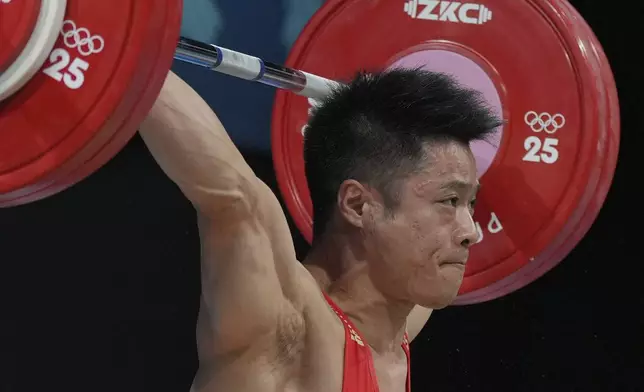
(322, 292, 411, 392)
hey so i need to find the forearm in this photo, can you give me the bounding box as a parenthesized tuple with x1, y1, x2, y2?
(139, 72, 257, 213)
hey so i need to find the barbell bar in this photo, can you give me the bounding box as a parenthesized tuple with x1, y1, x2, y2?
(174, 36, 341, 101)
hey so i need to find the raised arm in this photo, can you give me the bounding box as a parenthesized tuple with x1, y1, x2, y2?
(139, 71, 256, 216)
(138, 71, 307, 354)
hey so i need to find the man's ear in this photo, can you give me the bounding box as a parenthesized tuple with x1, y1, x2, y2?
(336, 179, 372, 229)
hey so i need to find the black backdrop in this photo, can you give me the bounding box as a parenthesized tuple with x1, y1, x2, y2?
(1, 1, 642, 391)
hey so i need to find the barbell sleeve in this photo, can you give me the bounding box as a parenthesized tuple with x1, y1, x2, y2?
(174, 37, 341, 100)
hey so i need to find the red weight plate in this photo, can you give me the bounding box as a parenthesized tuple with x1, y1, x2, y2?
(272, 0, 608, 302)
(454, 11, 621, 304)
(0, 0, 176, 206)
(8, 0, 183, 204)
(0, 0, 40, 73)
(44, 0, 183, 199)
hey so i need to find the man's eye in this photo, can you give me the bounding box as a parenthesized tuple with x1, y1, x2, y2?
(470, 199, 477, 209)
(442, 197, 459, 207)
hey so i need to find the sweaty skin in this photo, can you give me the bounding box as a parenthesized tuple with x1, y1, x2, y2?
(139, 72, 478, 392)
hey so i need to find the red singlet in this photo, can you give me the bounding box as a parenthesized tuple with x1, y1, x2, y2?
(323, 292, 412, 392)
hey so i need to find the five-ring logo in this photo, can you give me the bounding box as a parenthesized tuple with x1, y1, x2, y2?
(524, 111, 565, 134)
(60, 20, 105, 57)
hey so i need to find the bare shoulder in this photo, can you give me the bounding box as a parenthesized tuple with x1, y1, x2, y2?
(194, 177, 347, 391)
(252, 182, 346, 354)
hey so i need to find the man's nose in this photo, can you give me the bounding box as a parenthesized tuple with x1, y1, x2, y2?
(455, 208, 479, 248)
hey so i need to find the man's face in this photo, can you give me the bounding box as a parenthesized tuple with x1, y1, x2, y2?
(363, 141, 480, 309)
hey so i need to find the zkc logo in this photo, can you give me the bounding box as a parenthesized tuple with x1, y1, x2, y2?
(403, 0, 493, 25)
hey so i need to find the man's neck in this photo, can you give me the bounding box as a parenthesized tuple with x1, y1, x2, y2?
(304, 237, 414, 355)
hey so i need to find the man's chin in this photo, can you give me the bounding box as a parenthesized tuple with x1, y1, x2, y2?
(410, 274, 464, 308)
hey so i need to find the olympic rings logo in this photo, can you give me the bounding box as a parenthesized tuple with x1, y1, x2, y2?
(60, 20, 105, 57)
(524, 111, 566, 134)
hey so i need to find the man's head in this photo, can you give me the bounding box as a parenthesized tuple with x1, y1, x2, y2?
(303, 68, 503, 308)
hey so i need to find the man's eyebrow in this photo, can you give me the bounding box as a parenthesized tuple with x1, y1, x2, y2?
(440, 180, 480, 193)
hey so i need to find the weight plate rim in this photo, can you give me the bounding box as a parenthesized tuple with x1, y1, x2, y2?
(2, 2, 182, 206)
(0, 2, 164, 205)
(48, 0, 183, 203)
(454, 13, 621, 304)
(79, 0, 182, 189)
(455, 123, 617, 304)
(456, 0, 610, 295)
(455, 112, 616, 304)
(0, 2, 181, 206)
(0, 3, 138, 198)
(0, 0, 67, 102)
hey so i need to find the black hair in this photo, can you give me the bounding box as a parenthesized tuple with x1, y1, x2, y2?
(303, 68, 503, 241)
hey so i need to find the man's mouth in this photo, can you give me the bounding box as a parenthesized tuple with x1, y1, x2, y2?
(440, 259, 468, 267)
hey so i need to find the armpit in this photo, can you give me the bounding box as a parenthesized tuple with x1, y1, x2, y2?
(274, 304, 306, 366)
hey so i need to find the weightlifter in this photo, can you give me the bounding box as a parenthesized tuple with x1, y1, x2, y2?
(139, 68, 502, 392)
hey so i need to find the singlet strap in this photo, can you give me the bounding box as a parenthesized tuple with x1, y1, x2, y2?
(322, 292, 412, 392)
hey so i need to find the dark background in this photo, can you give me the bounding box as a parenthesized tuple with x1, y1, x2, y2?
(1, 0, 642, 391)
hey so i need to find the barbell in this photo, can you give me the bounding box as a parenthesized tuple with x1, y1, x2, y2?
(174, 37, 340, 100)
(0, 0, 620, 304)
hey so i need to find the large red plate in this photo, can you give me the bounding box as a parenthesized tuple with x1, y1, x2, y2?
(271, 0, 619, 302)
(50, 0, 183, 199)
(453, 3, 621, 304)
(0, 0, 183, 206)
